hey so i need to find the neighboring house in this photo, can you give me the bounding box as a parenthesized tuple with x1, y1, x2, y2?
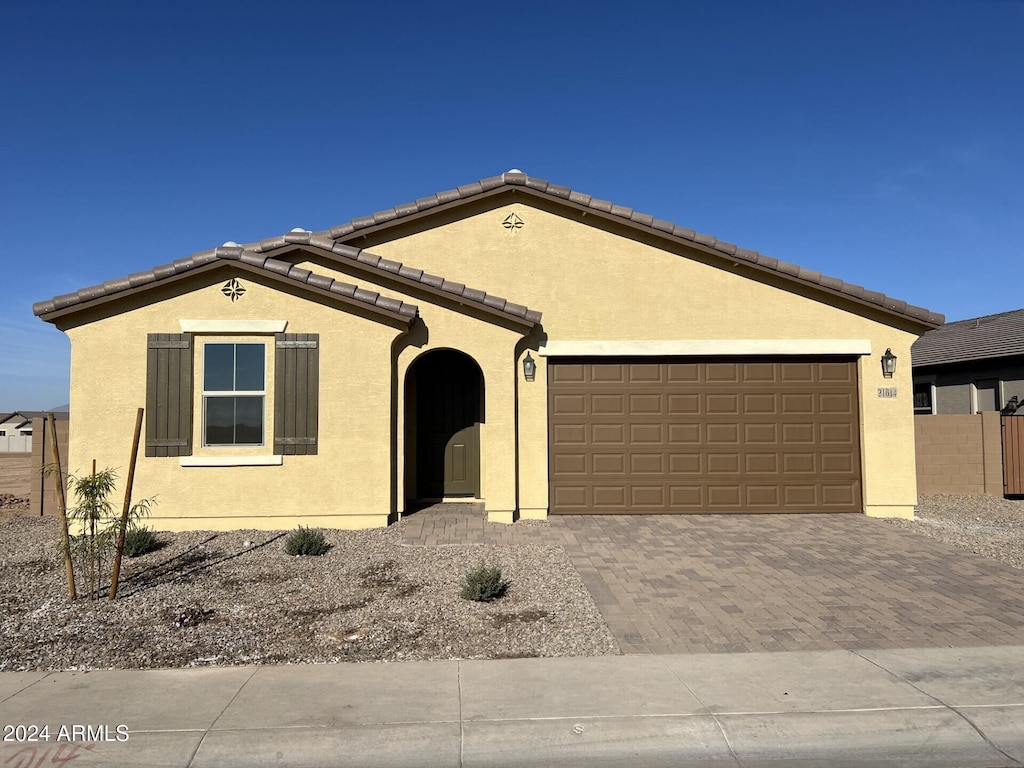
(0, 411, 67, 452)
(911, 309, 1024, 415)
(33, 171, 943, 531)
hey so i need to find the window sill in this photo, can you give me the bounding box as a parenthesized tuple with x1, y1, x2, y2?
(180, 455, 283, 467)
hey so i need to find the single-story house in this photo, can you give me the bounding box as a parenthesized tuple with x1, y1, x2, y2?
(911, 309, 1024, 415)
(0, 410, 65, 452)
(34, 171, 943, 531)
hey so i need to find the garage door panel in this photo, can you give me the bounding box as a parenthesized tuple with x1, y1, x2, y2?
(593, 453, 625, 474)
(670, 424, 702, 444)
(552, 394, 586, 415)
(631, 486, 665, 507)
(592, 423, 626, 444)
(592, 364, 626, 382)
(552, 485, 588, 510)
(552, 423, 587, 445)
(553, 453, 587, 475)
(707, 453, 741, 473)
(707, 423, 740, 444)
(707, 363, 741, 383)
(781, 393, 815, 414)
(667, 364, 700, 382)
(819, 363, 856, 382)
(783, 453, 817, 473)
(822, 484, 859, 507)
(820, 423, 855, 444)
(745, 453, 779, 473)
(782, 423, 815, 444)
(746, 486, 780, 507)
(549, 358, 861, 514)
(708, 486, 742, 507)
(670, 454, 702, 473)
(631, 453, 665, 473)
(744, 393, 778, 414)
(629, 393, 663, 415)
(629, 364, 662, 383)
(630, 423, 664, 444)
(745, 423, 778, 443)
(780, 363, 815, 381)
(670, 486, 704, 507)
(668, 393, 701, 414)
(707, 393, 740, 414)
(820, 393, 855, 414)
(593, 486, 627, 507)
(592, 394, 626, 415)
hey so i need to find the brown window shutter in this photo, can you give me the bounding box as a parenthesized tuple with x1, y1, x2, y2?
(274, 334, 319, 455)
(145, 333, 194, 457)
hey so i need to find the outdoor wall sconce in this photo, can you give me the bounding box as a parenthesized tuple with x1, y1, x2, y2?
(881, 348, 897, 379)
(522, 352, 536, 382)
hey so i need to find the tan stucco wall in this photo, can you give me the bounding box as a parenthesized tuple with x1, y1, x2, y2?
(63, 271, 405, 531)
(352, 201, 925, 519)
(292, 257, 527, 522)
(60, 195, 930, 530)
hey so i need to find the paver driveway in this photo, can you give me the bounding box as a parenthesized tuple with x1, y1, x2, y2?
(402, 506, 1024, 654)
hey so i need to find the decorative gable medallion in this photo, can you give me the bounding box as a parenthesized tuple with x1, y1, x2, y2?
(502, 212, 524, 235)
(221, 278, 246, 302)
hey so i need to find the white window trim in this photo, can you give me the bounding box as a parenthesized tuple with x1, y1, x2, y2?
(202, 342, 268, 448)
(913, 375, 937, 415)
(971, 379, 1001, 414)
(538, 339, 872, 357)
(180, 455, 283, 467)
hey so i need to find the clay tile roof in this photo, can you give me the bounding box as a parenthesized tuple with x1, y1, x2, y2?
(33, 251, 419, 323)
(317, 171, 943, 328)
(912, 308, 1024, 368)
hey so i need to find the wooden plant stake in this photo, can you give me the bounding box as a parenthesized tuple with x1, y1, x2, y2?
(48, 413, 76, 600)
(109, 408, 144, 600)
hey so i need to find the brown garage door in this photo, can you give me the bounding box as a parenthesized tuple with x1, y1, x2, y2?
(548, 358, 862, 514)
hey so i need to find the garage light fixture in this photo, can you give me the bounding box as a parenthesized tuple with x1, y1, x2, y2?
(881, 348, 897, 379)
(522, 352, 536, 382)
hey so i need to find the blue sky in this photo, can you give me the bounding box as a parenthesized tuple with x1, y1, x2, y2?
(2, 1, 1021, 411)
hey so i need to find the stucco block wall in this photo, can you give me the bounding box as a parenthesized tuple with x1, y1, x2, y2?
(914, 413, 1003, 496)
(27, 417, 69, 516)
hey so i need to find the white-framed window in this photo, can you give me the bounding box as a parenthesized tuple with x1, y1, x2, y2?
(202, 342, 266, 446)
(913, 381, 935, 415)
(972, 379, 999, 414)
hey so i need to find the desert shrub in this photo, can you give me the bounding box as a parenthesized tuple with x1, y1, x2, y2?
(167, 604, 210, 630)
(460, 563, 509, 602)
(123, 526, 160, 558)
(284, 526, 330, 556)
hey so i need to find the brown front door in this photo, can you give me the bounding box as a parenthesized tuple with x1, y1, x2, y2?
(548, 357, 862, 514)
(413, 350, 482, 499)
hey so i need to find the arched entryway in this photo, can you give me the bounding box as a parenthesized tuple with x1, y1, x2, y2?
(405, 349, 484, 503)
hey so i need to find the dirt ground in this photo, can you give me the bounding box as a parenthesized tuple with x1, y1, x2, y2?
(0, 454, 32, 499)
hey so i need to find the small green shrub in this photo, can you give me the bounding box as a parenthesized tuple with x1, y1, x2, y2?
(460, 564, 509, 602)
(123, 526, 160, 558)
(284, 526, 330, 556)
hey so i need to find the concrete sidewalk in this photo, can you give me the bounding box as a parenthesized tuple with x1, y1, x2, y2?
(1, 647, 1023, 767)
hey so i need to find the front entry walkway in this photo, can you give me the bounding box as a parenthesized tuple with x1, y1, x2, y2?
(398, 506, 1024, 654)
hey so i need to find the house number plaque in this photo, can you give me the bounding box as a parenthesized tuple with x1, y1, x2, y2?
(877, 387, 898, 399)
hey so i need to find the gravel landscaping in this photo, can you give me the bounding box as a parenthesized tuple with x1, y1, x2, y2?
(0, 515, 618, 672)
(4, 492, 1023, 672)
(885, 493, 1024, 571)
